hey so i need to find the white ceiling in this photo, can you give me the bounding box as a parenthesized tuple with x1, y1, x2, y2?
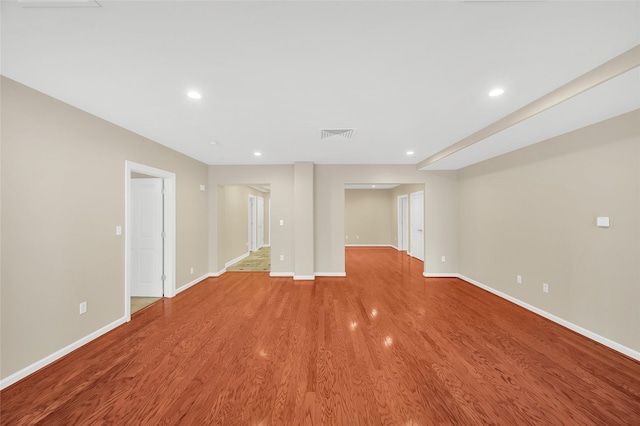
(1, 0, 638, 170)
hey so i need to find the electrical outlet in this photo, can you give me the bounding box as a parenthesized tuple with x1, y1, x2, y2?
(356, 235, 359, 239)
(517, 275, 522, 284)
(280, 255, 284, 261)
(190, 267, 194, 274)
(441, 256, 446, 262)
(346, 235, 349, 239)
(79, 302, 87, 314)
(543, 283, 549, 293)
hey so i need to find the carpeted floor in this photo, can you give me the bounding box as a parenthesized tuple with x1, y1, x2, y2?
(227, 247, 271, 272)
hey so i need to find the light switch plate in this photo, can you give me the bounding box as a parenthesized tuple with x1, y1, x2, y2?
(596, 217, 610, 227)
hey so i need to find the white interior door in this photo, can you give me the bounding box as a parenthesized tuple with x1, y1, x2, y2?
(131, 178, 164, 297)
(410, 191, 424, 261)
(248, 195, 257, 252)
(398, 195, 409, 251)
(257, 196, 264, 249)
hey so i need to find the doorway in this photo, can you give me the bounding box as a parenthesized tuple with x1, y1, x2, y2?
(221, 185, 271, 272)
(125, 161, 176, 320)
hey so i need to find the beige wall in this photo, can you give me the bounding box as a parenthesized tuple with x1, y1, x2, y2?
(314, 165, 458, 275)
(457, 110, 640, 352)
(344, 189, 393, 245)
(294, 162, 314, 278)
(0, 77, 209, 380)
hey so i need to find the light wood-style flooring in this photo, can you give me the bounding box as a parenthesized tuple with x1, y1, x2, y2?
(1, 247, 639, 424)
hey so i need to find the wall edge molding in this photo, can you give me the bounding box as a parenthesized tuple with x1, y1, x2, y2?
(0, 316, 128, 390)
(269, 272, 294, 278)
(344, 244, 396, 247)
(293, 275, 315, 281)
(458, 274, 640, 362)
(209, 268, 226, 277)
(225, 252, 250, 268)
(423, 272, 460, 278)
(175, 274, 210, 295)
(315, 272, 347, 277)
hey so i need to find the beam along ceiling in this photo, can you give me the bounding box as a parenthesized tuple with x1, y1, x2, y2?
(1, 0, 638, 170)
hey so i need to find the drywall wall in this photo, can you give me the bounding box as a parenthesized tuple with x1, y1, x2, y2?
(457, 110, 640, 353)
(344, 189, 393, 245)
(1, 77, 209, 380)
(293, 162, 314, 278)
(314, 165, 458, 275)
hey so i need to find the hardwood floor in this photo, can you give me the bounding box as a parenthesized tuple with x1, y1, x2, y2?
(2, 247, 639, 425)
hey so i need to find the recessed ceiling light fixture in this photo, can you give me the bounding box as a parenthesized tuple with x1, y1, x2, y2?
(187, 90, 202, 100)
(406, 151, 414, 156)
(489, 88, 505, 97)
(210, 141, 219, 146)
(254, 152, 262, 157)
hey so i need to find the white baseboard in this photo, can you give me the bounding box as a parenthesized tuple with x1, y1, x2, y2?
(315, 272, 347, 277)
(175, 274, 210, 295)
(293, 275, 315, 281)
(209, 268, 226, 277)
(269, 272, 294, 278)
(225, 252, 250, 268)
(458, 274, 640, 362)
(0, 315, 128, 390)
(345, 244, 395, 247)
(423, 272, 460, 278)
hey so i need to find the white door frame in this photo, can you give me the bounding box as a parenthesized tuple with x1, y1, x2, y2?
(125, 161, 176, 321)
(248, 194, 257, 252)
(409, 190, 425, 261)
(397, 194, 409, 251)
(409, 191, 426, 261)
(257, 196, 264, 249)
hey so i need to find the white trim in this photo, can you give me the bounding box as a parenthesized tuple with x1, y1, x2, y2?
(209, 268, 226, 277)
(248, 194, 257, 252)
(315, 272, 347, 277)
(344, 244, 396, 247)
(397, 194, 409, 251)
(423, 272, 460, 278)
(125, 161, 177, 322)
(458, 274, 640, 362)
(263, 244, 271, 247)
(293, 275, 315, 281)
(225, 252, 250, 268)
(269, 272, 294, 277)
(175, 274, 209, 295)
(0, 316, 127, 390)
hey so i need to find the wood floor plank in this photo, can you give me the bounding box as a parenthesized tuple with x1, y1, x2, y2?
(2, 247, 639, 425)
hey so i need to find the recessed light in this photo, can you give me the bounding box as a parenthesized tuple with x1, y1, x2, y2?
(489, 88, 505, 97)
(254, 152, 262, 157)
(210, 141, 219, 146)
(187, 90, 202, 99)
(406, 151, 414, 156)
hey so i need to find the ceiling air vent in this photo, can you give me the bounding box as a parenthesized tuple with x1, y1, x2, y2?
(320, 128, 357, 141)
